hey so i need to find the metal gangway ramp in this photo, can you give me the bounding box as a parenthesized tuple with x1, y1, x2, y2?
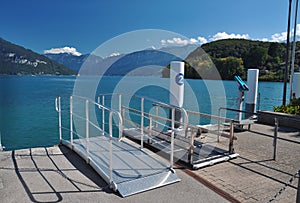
(99, 94, 239, 170)
(55, 95, 180, 197)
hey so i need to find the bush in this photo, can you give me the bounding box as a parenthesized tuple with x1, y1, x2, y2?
(274, 98, 300, 115)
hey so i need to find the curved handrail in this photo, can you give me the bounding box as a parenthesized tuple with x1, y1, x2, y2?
(72, 95, 123, 140)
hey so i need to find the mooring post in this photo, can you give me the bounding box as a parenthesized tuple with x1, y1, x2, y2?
(273, 118, 278, 161)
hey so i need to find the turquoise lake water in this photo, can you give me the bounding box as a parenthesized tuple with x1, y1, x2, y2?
(0, 75, 287, 150)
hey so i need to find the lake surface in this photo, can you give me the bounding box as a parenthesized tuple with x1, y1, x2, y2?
(0, 75, 287, 150)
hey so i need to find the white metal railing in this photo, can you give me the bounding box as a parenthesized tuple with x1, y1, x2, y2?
(55, 95, 123, 187)
(98, 93, 189, 170)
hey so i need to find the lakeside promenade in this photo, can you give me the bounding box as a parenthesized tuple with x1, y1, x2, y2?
(0, 122, 299, 202)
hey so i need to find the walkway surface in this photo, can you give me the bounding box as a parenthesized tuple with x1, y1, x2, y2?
(0, 145, 228, 203)
(191, 123, 300, 203)
(1, 123, 299, 202)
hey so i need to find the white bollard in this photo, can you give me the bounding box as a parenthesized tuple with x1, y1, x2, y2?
(169, 61, 184, 128)
(245, 69, 259, 117)
(292, 73, 300, 99)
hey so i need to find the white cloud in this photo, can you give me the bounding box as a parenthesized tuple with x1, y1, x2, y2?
(210, 32, 250, 41)
(270, 32, 287, 42)
(108, 52, 121, 57)
(197, 36, 208, 44)
(161, 36, 208, 46)
(44, 47, 82, 56)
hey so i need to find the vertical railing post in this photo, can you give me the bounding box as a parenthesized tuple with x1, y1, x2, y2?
(297, 170, 300, 203)
(217, 108, 221, 142)
(109, 111, 113, 185)
(229, 120, 234, 154)
(56, 96, 62, 143)
(70, 96, 73, 147)
(170, 108, 175, 169)
(85, 99, 89, 163)
(140, 97, 144, 149)
(188, 127, 195, 165)
(118, 94, 122, 114)
(102, 95, 105, 136)
(155, 105, 158, 128)
(273, 118, 278, 161)
(148, 116, 152, 144)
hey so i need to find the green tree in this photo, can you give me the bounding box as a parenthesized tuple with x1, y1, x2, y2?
(244, 46, 268, 68)
(213, 56, 245, 80)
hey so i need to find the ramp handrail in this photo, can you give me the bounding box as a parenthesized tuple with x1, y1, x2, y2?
(98, 93, 189, 130)
(55, 95, 124, 189)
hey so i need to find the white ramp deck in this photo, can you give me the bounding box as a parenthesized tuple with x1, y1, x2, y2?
(61, 136, 180, 197)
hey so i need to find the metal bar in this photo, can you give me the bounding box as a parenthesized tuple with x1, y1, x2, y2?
(170, 108, 175, 169)
(102, 95, 105, 136)
(189, 127, 194, 165)
(70, 96, 73, 146)
(109, 111, 113, 185)
(297, 170, 300, 203)
(229, 120, 234, 154)
(155, 105, 158, 128)
(273, 118, 278, 161)
(148, 116, 152, 144)
(140, 97, 144, 149)
(85, 99, 89, 163)
(290, 0, 299, 102)
(119, 94, 122, 114)
(217, 108, 221, 142)
(56, 96, 62, 143)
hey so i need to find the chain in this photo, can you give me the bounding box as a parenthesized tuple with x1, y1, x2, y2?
(268, 171, 299, 202)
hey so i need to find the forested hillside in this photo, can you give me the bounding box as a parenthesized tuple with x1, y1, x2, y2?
(164, 39, 300, 81)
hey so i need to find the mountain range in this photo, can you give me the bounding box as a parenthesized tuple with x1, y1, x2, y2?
(0, 38, 75, 75)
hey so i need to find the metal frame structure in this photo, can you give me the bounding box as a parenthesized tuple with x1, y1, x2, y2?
(55, 95, 180, 197)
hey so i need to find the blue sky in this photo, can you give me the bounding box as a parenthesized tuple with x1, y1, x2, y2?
(0, 0, 298, 56)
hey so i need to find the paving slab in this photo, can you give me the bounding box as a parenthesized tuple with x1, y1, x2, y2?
(0, 145, 230, 203)
(190, 123, 300, 203)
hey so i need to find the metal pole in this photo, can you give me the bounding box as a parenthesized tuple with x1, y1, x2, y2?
(297, 169, 300, 203)
(217, 108, 221, 142)
(56, 96, 62, 143)
(283, 0, 292, 106)
(170, 108, 175, 169)
(273, 118, 278, 161)
(85, 99, 89, 163)
(155, 105, 158, 128)
(290, 0, 299, 102)
(229, 120, 234, 154)
(109, 111, 113, 186)
(140, 97, 144, 149)
(102, 95, 105, 135)
(70, 96, 73, 147)
(148, 116, 152, 144)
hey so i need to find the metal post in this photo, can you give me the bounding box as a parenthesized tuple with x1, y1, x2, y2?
(290, 0, 299, 102)
(109, 111, 113, 185)
(56, 96, 62, 143)
(148, 116, 152, 144)
(297, 170, 300, 203)
(257, 92, 261, 111)
(140, 97, 144, 149)
(283, 0, 292, 106)
(102, 95, 105, 135)
(229, 120, 234, 154)
(70, 96, 73, 147)
(155, 105, 158, 128)
(170, 108, 175, 169)
(188, 127, 195, 165)
(85, 99, 89, 163)
(273, 118, 278, 161)
(118, 94, 122, 114)
(217, 108, 221, 142)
